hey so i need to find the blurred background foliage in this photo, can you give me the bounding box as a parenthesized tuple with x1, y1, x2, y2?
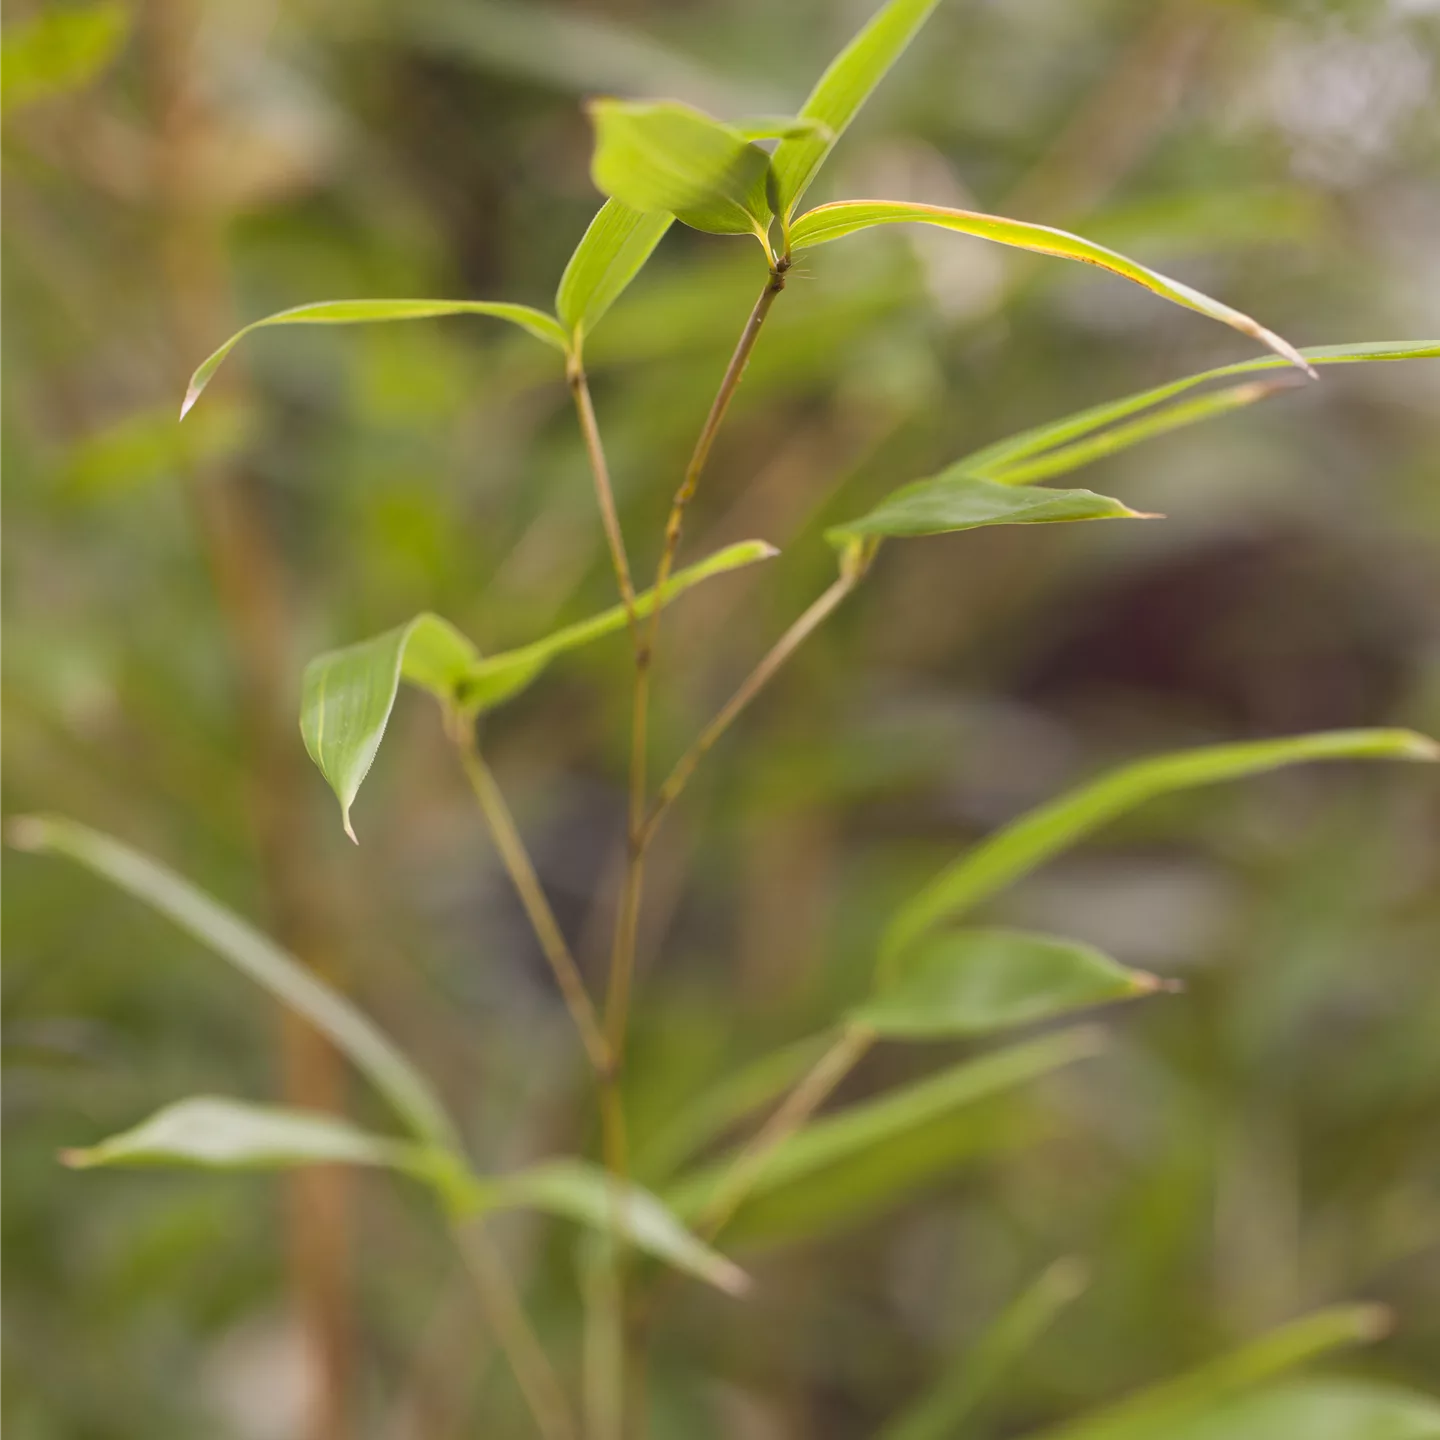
(3, 0, 1439, 1436)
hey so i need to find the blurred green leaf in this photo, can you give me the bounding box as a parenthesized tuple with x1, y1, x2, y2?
(8, 817, 459, 1150)
(181, 299, 569, 419)
(854, 929, 1163, 1039)
(732, 115, 831, 143)
(300, 614, 479, 842)
(827, 470, 1151, 546)
(458, 538, 778, 712)
(960, 340, 1440, 484)
(493, 1160, 749, 1297)
(556, 199, 674, 346)
(1, 1, 128, 116)
(587, 98, 773, 239)
(788, 201, 1314, 373)
(770, 0, 944, 220)
(667, 1026, 1104, 1221)
(61, 1096, 427, 1174)
(1160, 1381, 1440, 1440)
(1030, 1305, 1394, 1440)
(881, 1256, 1089, 1440)
(882, 730, 1438, 973)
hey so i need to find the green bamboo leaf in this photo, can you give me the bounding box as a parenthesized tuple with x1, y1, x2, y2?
(493, 1159, 749, 1297)
(1160, 1382, 1440, 1440)
(7, 817, 458, 1150)
(770, 0, 945, 220)
(180, 299, 569, 419)
(555, 199, 674, 346)
(854, 929, 1166, 1039)
(880, 1257, 1089, 1440)
(587, 98, 773, 239)
(960, 339, 1440, 483)
(301, 614, 479, 842)
(881, 730, 1437, 974)
(1028, 1306, 1393, 1440)
(667, 1027, 1104, 1222)
(827, 470, 1153, 547)
(457, 538, 778, 712)
(788, 201, 1314, 373)
(1, 0, 129, 116)
(61, 1096, 429, 1174)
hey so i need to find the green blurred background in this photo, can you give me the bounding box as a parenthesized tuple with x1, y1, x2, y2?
(4, 0, 1439, 1435)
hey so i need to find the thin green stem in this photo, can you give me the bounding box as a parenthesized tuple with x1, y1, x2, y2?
(453, 723, 611, 1078)
(640, 569, 860, 849)
(696, 1021, 876, 1243)
(447, 1215, 577, 1440)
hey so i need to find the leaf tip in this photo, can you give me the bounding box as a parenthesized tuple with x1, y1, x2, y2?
(1124, 507, 1166, 520)
(1400, 732, 1440, 761)
(179, 384, 201, 421)
(1353, 1302, 1394, 1342)
(59, 1146, 94, 1169)
(711, 1256, 753, 1298)
(1130, 970, 1184, 997)
(1245, 322, 1318, 379)
(342, 810, 359, 845)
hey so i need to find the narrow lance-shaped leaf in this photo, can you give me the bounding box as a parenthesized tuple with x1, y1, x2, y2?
(880, 729, 1437, 973)
(1158, 1382, 1440, 1440)
(1028, 1305, 1393, 1440)
(771, 0, 944, 220)
(301, 614, 480, 843)
(459, 538, 778, 711)
(853, 929, 1168, 1039)
(881, 1257, 1090, 1440)
(587, 98, 773, 239)
(61, 1096, 431, 1174)
(960, 339, 1440, 483)
(299, 540, 777, 838)
(556, 198, 673, 346)
(666, 1027, 1104, 1221)
(788, 201, 1315, 374)
(492, 1159, 749, 1297)
(7, 817, 459, 1151)
(827, 470, 1154, 548)
(181, 299, 570, 419)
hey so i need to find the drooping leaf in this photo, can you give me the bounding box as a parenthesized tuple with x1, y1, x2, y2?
(1, 0, 129, 116)
(770, 0, 944, 220)
(854, 929, 1164, 1039)
(827, 470, 1152, 547)
(960, 339, 1440, 484)
(587, 98, 773, 238)
(1028, 1305, 1393, 1440)
(458, 538, 778, 712)
(788, 201, 1314, 373)
(556, 198, 674, 345)
(61, 1096, 428, 1174)
(300, 614, 480, 842)
(881, 729, 1437, 974)
(1160, 1382, 1440, 1440)
(493, 1159, 749, 1297)
(880, 1257, 1090, 1440)
(667, 1027, 1104, 1221)
(180, 299, 570, 419)
(8, 817, 458, 1150)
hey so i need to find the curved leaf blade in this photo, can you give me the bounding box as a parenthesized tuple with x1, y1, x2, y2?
(494, 1159, 749, 1297)
(854, 929, 1165, 1039)
(827, 471, 1152, 547)
(771, 0, 945, 220)
(458, 539, 778, 712)
(61, 1096, 427, 1173)
(1030, 1306, 1393, 1440)
(961, 339, 1440, 483)
(7, 817, 458, 1149)
(556, 198, 674, 345)
(881, 729, 1437, 972)
(587, 98, 772, 237)
(788, 201, 1314, 373)
(181, 299, 569, 419)
(667, 1027, 1104, 1221)
(301, 614, 479, 842)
